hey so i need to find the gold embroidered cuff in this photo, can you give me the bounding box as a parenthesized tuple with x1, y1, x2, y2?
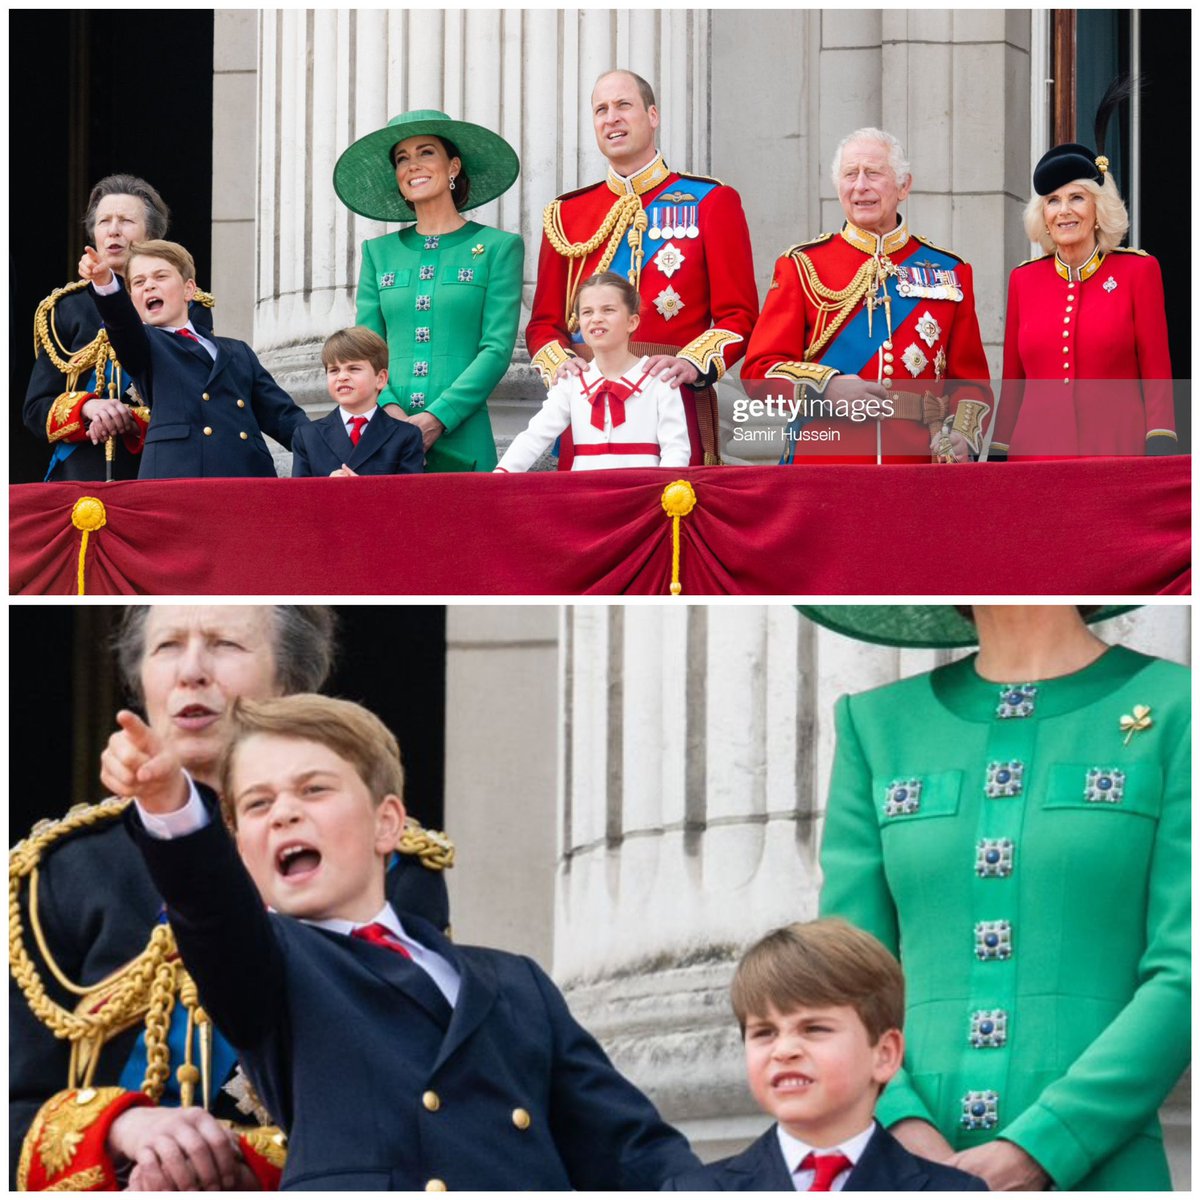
(1146, 429, 1178, 441)
(951, 398, 992, 454)
(46, 391, 92, 444)
(677, 329, 743, 382)
(530, 342, 578, 388)
(764, 361, 838, 392)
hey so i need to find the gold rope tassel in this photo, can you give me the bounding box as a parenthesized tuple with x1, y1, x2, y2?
(71, 497, 107, 595)
(660, 480, 698, 596)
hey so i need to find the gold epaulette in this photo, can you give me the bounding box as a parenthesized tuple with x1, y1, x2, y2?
(785, 233, 836, 257)
(1015, 253, 1051, 269)
(193, 287, 217, 309)
(1112, 246, 1149, 256)
(675, 170, 726, 187)
(552, 180, 608, 204)
(398, 818, 455, 871)
(911, 232, 965, 263)
(32, 280, 91, 367)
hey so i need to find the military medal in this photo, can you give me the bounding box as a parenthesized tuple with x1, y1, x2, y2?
(686, 205, 700, 239)
(915, 311, 941, 348)
(648, 207, 662, 240)
(660, 206, 676, 239)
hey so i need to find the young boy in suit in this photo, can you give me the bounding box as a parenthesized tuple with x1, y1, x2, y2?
(292, 327, 424, 477)
(110, 695, 699, 1191)
(79, 240, 307, 479)
(665, 920, 987, 1191)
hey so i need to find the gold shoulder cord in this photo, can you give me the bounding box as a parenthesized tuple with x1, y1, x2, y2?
(10, 800, 190, 1102)
(543, 192, 646, 331)
(399, 817, 455, 871)
(791, 251, 878, 360)
(33, 283, 122, 400)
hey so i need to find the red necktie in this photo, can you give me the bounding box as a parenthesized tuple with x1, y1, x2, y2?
(588, 379, 632, 432)
(801, 1152, 851, 1191)
(348, 415, 368, 446)
(175, 327, 200, 343)
(352, 922, 411, 958)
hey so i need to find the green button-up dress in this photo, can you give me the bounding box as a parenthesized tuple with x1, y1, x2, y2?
(356, 221, 524, 472)
(820, 645, 1190, 1190)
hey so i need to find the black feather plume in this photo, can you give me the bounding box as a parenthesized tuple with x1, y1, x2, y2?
(1094, 75, 1139, 157)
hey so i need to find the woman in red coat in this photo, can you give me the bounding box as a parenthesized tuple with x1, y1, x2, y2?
(992, 143, 1175, 457)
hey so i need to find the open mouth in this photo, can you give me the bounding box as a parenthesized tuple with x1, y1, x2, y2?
(771, 1072, 814, 1091)
(145, 297, 165, 313)
(171, 702, 219, 731)
(276, 843, 322, 880)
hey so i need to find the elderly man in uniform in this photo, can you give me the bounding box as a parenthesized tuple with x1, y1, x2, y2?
(743, 128, 991, 464)
(527, 69, 759, 466)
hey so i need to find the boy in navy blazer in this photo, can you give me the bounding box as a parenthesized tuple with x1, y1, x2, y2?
(665, 921, 987, 1192)
(292, 327, 424, 477)
(111, 694, 699, 1191)
(80, 239, 307, 479)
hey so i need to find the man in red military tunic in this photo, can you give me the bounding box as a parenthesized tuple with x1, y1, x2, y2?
(743, 128, 992, 465)
(527, 70, 759, 466)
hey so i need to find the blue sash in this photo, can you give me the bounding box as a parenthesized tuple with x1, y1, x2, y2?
(571, 177, 721, 345)
(780, 241, 961, 462)
(819, 243, 961, 376)
(118, 999, 239, 1108)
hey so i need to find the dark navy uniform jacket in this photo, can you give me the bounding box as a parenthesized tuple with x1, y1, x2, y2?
(291, 407, 424, 477)
(9, 809, 450, 1187)
(90, 279, 307, 479)
(129, 799, 700, 1191)
(663, 1123, 989, 1191)
(24, 284, 215, 481)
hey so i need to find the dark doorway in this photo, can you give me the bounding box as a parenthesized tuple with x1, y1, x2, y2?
(9, 10, 215, 483)
(8, 606, 447, 839)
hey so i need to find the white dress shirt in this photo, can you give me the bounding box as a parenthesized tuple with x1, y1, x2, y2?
(92, 273, 217, 359)
(776, 1120, 876, 1191)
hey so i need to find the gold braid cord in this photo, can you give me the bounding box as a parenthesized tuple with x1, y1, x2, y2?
(399, 817, 455, 871)
(10, 800, 179, 1099)
(791, 250, 878, 361)
(543, 192, 645, 331)
(32, 282, 90, 369)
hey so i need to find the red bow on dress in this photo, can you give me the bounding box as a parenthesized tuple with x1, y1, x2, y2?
(588, 378, 635, 432)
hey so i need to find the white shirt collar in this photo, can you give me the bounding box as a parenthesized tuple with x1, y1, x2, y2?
(309, 902, 401, 939)
(776, 1119, 876, 1176)
(342, 408, 374, 430)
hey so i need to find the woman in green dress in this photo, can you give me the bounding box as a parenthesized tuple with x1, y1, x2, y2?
(334, 111, 522, 472)
(803, 605, 1189, 1191)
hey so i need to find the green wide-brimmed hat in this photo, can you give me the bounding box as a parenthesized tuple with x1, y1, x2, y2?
(796, 605, 1140, 649)
(333, 109, 520, 221)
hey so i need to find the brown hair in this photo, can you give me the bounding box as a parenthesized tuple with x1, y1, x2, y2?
(730, 919, 905, 1044)
(595, 69, 657, 111)
(322, 326, 389, 374)
(125, 239, 196, 285)
(218, 694, 404, 826)
(84, 174, 171, 242)
(575, 271, 641, 317)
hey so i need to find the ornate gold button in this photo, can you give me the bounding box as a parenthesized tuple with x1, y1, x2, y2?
(882, 365, 893, 376)
(239, 431, 248, 440)
(203, 426, 213, 436)
(425, 1180, 447, 1192)
(422, 1091, 440, 1112)
(237, 399, 246, 408)
(512, 1108, 531, 1130)
(883, 352, 894, 363)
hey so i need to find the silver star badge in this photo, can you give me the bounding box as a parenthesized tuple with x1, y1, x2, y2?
(653, 286, 685, 321)
(902, 343, 929, 377)
(915, 311, 941, 348)
(653, 241, 686, 279)
(1103, 276, 1118, 293)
